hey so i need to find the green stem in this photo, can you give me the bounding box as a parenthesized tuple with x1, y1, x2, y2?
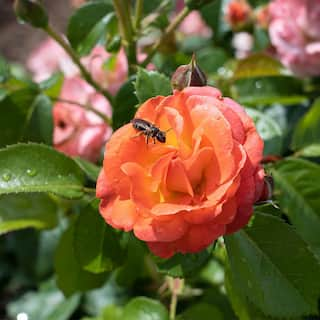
(141, 6, 191, 67)
(170, 290, 178, 320)
(113, 0, 137, 74)
(49, 96, 112, 126)
(83, 187, 97, 194)
(134, 0, 143, 31)
(45, 25, 114, 105)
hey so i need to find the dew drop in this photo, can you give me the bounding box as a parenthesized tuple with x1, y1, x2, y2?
(2, 173, 12, 182)
(255, 81, 262, 89)
(26, 169, 37, 177)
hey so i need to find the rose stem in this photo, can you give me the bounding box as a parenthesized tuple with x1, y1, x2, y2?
(49, 96, 112, 126)
(44, 25, 114, 106)
(112, 0, 137, 75)
(141, 6, 191, 68)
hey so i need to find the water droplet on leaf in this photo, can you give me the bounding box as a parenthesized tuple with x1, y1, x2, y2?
(2, 173, 12, 182)
(26, 169, 37, 177)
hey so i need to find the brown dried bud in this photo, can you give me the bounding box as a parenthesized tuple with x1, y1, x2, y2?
(257, 175, 274, 203)
(171, 54, 207, 90)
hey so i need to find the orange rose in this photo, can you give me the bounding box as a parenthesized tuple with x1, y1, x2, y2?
(96, 87, 265, 258)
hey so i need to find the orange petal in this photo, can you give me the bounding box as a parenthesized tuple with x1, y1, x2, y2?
(99, 197, 138, 231)
(134, 214, 188, 242)
(135, 96, 166, 123)
(121, 162, 160, 209)
(166, 158, 194, 197)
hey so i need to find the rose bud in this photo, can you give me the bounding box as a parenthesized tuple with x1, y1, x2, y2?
(254, 5, 270, 29)
(256, 175, 274, 203)
(225, 0, 253, 31)
(13, 0, 48, 28)
(96, 86, 265, 258)
(171, 54, 207, 90)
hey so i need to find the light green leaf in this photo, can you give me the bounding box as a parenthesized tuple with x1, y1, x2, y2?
(292, 98, 320, 151)
(225, 212, 320, 318)
(122, 297, 169, 320)
(246, 108, 283, 155)
(0, 143, 85, 199)
(0, 193, 57, 235)
(135, 68, 172, 103)
(271, 158, 320, 258)
(296, 144, 320, 158)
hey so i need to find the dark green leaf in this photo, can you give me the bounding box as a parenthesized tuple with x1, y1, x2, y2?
(7, 279, 80, 320)
(197, 47, 228, 74)
(177, 303, 223, 320)
(113, 77, 138, 130)
(135, 68, 172, 103)
(155, 246, 213, 278)
(232, 76, 306, 106)
(55, 218, 108, 297)
(246, 108, 283, 155)
(271, 158, 320, 258)
(0, 143, 85, 199)
(74, 204, 125, 273)
(74, 157, 101, 181)
(67, 1, 114, 55)
(0, 87, 38, 147)
(225, 212, 320, 318)
(253, 27, 270, 52)
(122, 297, 169, 320)
(23, 94, 53, 145)
(292, 98, 320, 151)
(0, 193, 57, 235)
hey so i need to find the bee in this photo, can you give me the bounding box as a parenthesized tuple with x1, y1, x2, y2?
(131, 118, 166, 144)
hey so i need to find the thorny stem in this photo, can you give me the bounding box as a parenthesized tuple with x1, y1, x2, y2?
(113, 0, 137, 74)
(141, 6, 191, 67)
(45, 25, 114, 105)
(49, 96, 113, 126)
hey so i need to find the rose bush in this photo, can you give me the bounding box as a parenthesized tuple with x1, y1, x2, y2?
(96, 86, 265, 258)
(53, 76, 112, 162)
(269, 0, 320, 76)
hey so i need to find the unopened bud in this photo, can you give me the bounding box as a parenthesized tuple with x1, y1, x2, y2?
(185, 0, 215, 10)
(257, 175, 274, 203)
(171, 54, 207, 90)
(225, 0, 253, 31)
(14, 0, 48, 28)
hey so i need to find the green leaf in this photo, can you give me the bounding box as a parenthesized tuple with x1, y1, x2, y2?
(177, 303, 223, 320)
(0, 193, 58, 234)
(292, 98, 320, 150)
(7, 279, 80, 320)
(154, 246, 213, 278)
(67, 1, 114, 55)
(122, 297, 169, 320)
(253, 27, 270, 52)
(296, 144, 320, 158)
(0, 143, 85, 199)
(0, 87, 38, 147)
(225, 212, 320, 318)
(233, 54, 286, 80)
(135, 68, 172, 103)
(23, 94, 53, 145)
(113, 77, 138, 130)
(55, 218, 108, 297)
(271, 158, 320, 258)
(197, 47, 228, 74)
(0, 55, 10, 83)
(74, 203, 125, 273)
(40, 72, 64, 97)
(246, 108, 283, 155)
(232, 76, 306, 106)
(74, 157, 101, 181)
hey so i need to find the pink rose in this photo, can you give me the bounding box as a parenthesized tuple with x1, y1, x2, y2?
(53, 77, 112, 162)
(179, 11, 212, 38)
(269, 0, 320, 77)
(81, 46, 128, 96)
(27, 38, 78, 82)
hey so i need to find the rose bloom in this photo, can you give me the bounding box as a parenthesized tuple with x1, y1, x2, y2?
(179, 11, 212, 38)
(27, 38, 78, 82)
(53, 77, 112, 162)
(96, 86, 265, 258)
(225, 0, 253, 30)
(268, 0, 320, 77)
